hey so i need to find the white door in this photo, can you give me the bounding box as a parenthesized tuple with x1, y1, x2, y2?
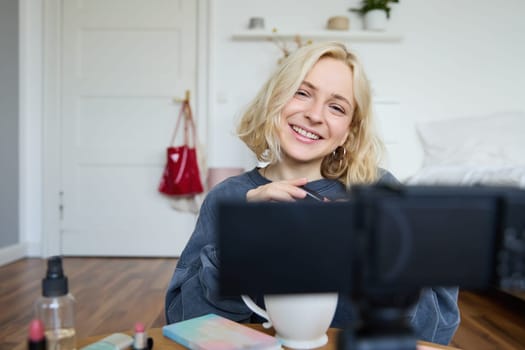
(60, 0, 199, 256)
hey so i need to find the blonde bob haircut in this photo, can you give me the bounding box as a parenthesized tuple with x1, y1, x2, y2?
(237, 41, 384, 187)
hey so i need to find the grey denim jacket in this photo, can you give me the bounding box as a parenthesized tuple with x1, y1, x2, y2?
(165, 168, 460, 345)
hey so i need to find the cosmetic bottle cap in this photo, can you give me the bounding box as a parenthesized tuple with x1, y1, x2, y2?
(42, 256, 68, 297)
(135, 322, 145, 333)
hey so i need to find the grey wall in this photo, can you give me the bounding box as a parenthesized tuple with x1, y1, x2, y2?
(0, 0, 19, 248)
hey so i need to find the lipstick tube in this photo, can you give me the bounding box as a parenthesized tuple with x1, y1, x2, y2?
(28, 319, 47, 350)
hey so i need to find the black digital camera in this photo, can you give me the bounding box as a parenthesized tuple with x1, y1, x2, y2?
(218, 184, 525, 349)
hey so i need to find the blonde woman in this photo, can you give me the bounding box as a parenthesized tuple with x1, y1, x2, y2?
(165, 42, 459, 345)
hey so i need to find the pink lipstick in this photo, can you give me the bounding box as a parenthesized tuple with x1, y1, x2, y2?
(28, 319, 47, 350)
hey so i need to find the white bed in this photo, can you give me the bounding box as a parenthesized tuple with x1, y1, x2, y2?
(405, 111, 525, 188)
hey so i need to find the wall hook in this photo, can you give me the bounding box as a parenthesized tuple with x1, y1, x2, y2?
(173, 90, 191, 104)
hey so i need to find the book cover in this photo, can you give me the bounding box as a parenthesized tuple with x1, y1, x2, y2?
(162, 313, 282, 350)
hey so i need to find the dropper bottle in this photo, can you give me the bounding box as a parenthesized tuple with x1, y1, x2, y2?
(34, 256, 76, 350)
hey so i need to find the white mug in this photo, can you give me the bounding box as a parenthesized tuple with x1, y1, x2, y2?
(242, 293, 338, 349)
(248, 17, 265, 30)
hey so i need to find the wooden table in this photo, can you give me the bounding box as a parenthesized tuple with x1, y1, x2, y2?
(78, 324, 459, 349)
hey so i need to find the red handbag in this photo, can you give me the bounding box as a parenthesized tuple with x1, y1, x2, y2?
(158, 100, 204, 196)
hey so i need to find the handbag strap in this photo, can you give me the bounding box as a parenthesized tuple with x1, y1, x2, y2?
(169, 100, 198, 147)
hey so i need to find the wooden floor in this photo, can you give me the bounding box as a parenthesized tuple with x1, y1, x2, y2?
(1, 258, 524, 350)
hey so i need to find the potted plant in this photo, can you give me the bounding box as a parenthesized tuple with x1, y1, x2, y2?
(350, 0, 399, 31)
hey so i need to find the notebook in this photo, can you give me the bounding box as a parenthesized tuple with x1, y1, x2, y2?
(162, 314, 282, 350)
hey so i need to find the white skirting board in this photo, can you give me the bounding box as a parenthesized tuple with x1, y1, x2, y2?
(0, 243, 28, 266)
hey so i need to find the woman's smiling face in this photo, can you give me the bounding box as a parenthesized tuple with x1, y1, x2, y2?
(278, 56, 354, 167)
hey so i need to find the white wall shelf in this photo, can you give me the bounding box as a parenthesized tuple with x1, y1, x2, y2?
(232, 30, 403, 42)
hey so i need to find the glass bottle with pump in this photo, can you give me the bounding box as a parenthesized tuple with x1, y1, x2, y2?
(34, 256, 76, 350)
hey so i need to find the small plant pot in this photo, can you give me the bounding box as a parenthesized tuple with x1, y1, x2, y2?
(327, 16, 350, 31)
(363, 9, 388, 31)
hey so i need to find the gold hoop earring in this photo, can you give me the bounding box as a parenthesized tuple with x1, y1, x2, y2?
(331, 146, 347, 170)
(332, 146, 346, 160)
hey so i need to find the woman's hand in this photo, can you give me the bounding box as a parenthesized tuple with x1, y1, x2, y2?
(246, 178, 309, 202)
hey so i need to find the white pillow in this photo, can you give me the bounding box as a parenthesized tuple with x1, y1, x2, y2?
(417, 111, 525, 167)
